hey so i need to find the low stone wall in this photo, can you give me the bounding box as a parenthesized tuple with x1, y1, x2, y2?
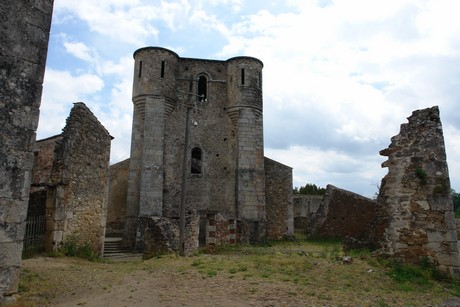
(308, 185, 377, 241)
(138, 210, 200, 256)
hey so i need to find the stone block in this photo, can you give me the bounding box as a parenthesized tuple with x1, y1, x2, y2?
(0, 198, 28, 223)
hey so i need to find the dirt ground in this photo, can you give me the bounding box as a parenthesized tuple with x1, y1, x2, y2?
(9, 251, 460, 307)
(12, 256, 315, 307)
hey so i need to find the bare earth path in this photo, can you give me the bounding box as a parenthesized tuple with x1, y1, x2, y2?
(15, 257, 312, 307)
(9, 244, 460, 307)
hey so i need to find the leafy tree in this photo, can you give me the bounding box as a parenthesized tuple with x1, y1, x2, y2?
(293, 183, 326, 195)
(453, 189, 460, 218)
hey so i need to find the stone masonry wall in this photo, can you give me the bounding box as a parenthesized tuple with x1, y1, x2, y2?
(293, 195, 322, 233)
(264, 157, 293, 240)
(0, 0, 53, 302)
(53, 103, 112, 254)
(308, 185, 377, 240)
(106, 159, 129, 236)
(32, 103, 112, 254)
(376, 106, 460, 277)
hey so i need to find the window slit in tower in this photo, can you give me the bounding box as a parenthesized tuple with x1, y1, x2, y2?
(197, 76, 207, 101)
(138, 61, 142, 78)
(241, 68, 245, 85)
(191, 147, 202, 174)
(161, 60, 165, 78)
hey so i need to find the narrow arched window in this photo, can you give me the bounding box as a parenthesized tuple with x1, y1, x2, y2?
(197, 76, 207, 102)
(191, 147, 202, 174)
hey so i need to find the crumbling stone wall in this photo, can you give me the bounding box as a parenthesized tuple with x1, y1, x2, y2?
(139, 210, 199, 257)
(106, 159, 129, 236)
(308, 185, 377, 240)
(375, 106, 460, 277)
(265, 157, 293, 240)
(0, 0, 53, 302)
(31, 103, 112, 255)
(292, 195, 322, 233)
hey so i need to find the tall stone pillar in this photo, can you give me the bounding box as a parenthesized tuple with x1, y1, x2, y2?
(226, 56, 266, 243)
(0, 0, 54, 303)
(124, 47, 178, 249)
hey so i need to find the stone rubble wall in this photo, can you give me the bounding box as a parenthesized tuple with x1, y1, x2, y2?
(376, 106, 460, 277)
(30, 103, 112, 255)
(139, 210, 200, 257)
(52, 103, 112, 254)
(0, 0, 53, 303)
(308, 185, 377, 241)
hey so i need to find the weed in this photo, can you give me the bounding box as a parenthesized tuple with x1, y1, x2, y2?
(59, 236, 100, 261)
(415, 167, 427, 184)
(191, 259, 203, 267)
(387, 261, 431, 291)
(18, 269, 42, 293)
(207, 269, 217, 277)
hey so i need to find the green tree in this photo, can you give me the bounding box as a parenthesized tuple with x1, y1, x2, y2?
(453, 189, 460, 218)
(293, 183, 326, 195)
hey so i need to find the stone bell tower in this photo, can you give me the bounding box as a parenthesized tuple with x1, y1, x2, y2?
(123, 47, 267, 250)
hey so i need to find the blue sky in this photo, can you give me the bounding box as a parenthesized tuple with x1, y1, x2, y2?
(39, 0, 460, 197)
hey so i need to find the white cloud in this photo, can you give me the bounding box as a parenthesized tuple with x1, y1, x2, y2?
(63, 41, 97, 63)
(40, 0, 460, 196)
(38, 69, 104, 138)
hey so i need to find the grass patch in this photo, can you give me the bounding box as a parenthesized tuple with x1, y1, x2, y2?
(15, 239, 460, 306)
(52, 236, 102, 262)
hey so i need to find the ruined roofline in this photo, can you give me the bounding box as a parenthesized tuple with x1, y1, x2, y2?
(133, 46, 263, 67)
(36, 133, 63, 143)
(72, 102, 114, 140)
(325, 184, 375, 201)
(264, 156, 293, 169)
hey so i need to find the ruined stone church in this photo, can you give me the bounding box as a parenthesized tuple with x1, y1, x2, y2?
(109, 47, 294, 253)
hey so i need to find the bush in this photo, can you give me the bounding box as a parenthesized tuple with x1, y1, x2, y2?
(59, 237, 99, 261)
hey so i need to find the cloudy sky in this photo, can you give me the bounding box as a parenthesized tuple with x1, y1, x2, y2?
(39, 0, 460, 198)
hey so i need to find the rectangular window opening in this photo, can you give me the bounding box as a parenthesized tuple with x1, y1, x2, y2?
(241, 68, 245, 85)
(161, 60, 165, 78)
(138, 61, 142, 78)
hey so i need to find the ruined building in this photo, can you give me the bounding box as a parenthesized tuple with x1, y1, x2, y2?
(0, 0, 54, 303)
(374, 106, 460, 277)
(28, 103, 112, 255)
(300, 106, 460, 278)
(113, 47, 293, 253)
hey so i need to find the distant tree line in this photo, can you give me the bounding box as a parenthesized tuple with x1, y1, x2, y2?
(293, 186, 460, 215)
(293, 183, 326, 195)
(453, 189, 460, 218)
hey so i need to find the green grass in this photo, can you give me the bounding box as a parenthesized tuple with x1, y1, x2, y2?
(15, 238, 460, 306)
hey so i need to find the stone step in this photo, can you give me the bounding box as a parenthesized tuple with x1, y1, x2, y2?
(102, 237, 136, 258)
